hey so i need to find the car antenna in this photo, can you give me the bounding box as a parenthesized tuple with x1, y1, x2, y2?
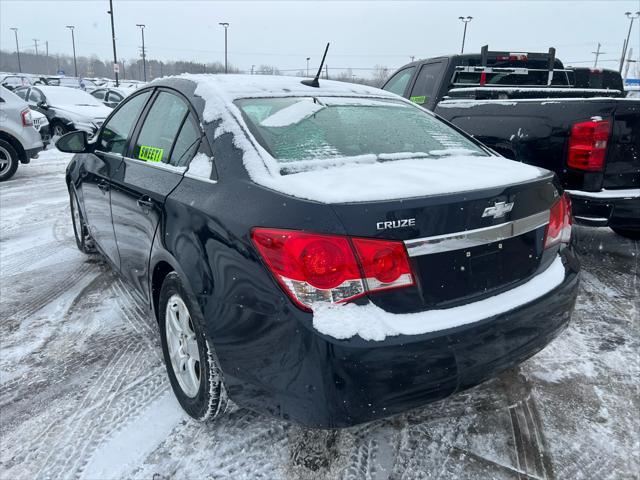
(301, 43, 330, 88)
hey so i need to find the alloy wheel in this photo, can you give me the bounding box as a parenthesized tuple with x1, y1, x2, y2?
(0, 146, 10, 173)
(165, 294, 201, 397)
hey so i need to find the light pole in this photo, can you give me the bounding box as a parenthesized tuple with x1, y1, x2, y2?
(33, 39, 39, 56)
(108, 0, 119, 86)
(458, 16, 473, 54)
(10, 28, 21, 72)
(66, 25, 77, 77)
(620, 11, 640, 72)
(219, 22, 229, 73)
(306, 57, 310, 76)
(592, 43, 606, 68)
(136, 24, 147, 82)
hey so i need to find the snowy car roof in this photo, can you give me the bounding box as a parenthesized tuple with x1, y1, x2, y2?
(174, 74, 398, 101)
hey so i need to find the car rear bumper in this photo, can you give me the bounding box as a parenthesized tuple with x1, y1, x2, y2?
(23, 146, 43, 163)
(211, 250, 580, 428)
(566, 188, 640, 230)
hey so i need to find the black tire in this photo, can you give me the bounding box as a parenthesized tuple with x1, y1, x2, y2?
(611, 227, 640, 240)
(69, 187, 96, 253)
(159, 272, 228, 420)
(0, 139, 19, 182)
(52, 122, 69, 137)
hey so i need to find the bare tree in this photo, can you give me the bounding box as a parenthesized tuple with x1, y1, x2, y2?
(256, 64, 282, 75)
(371, 65, 390, 87)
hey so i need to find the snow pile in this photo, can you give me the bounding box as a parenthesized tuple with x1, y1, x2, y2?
(186, 152, 214, 179)
(182, 74, 546, 203)
(312, 256, 566, 341)
(257, 156, 546, 203)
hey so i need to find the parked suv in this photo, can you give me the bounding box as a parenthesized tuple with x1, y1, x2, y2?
(0, 86, 44, 181)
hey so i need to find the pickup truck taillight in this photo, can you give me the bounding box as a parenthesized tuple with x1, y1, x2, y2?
(544, 193, 572, 249)
(21, 108, 33, 127)
(251, 228, 415, 311)
(567, 119, 610, 171)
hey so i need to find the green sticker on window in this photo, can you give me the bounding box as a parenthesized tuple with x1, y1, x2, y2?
(138, 145, 164, 162)
(410, 95, 426, 105)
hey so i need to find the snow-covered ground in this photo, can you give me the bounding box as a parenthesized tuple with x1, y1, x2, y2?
(0, 148, 638, 480)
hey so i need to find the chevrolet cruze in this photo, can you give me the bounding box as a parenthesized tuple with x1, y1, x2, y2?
(57, 75, 579, 427)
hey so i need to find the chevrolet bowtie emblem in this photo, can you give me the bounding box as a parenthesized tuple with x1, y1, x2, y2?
(482, 201, 514, 219)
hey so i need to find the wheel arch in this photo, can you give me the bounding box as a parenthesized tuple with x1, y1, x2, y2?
(151, 260, 175, 322)
(0, 131, 26, 162)
(148, 248, 200, 324)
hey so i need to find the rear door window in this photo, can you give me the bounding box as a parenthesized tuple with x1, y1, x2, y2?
(93, 89, 106, 100)
(409, 62, 445, 105)
(14, 88, 28, 100)
(382, 67, 415, 96)
(133, 91, 189, 164)
(28, 88, 44, 104)
(109, 91, 123, 103)
(98, 91, 151, 155)
(169, 115, 201, 167)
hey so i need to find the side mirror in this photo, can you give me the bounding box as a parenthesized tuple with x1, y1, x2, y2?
(56, 130, 90, 153)
(37, 101, 48, 109)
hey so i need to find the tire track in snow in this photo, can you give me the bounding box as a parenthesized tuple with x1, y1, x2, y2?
(28, 341, 167, 480)
(0, 241, 70, 277)
(110, 278, 159, 344)
(501, 369, 554, 480)
(21, 341, 140, 475)
(2, 263, 96, 323)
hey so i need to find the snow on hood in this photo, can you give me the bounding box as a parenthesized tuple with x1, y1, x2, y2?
(53, 103, 112, 121)
(175, 74, 546, 203)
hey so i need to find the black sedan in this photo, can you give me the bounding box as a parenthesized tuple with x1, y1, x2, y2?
(57, 75, 579, 427)
(14, 85, 112, 137)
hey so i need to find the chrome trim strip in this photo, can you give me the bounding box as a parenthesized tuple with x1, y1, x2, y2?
(404, 210, 550, 257)
(565, 188, 640, 200)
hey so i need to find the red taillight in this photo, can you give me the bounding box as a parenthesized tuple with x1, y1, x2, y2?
(544, 193, 572, 249)
(251, 228, 415, 311)
(21, 108, 33, 127)
(496, 53, 528, 61)
(567, 119, 610, 171)
(351, 238, 414, 291)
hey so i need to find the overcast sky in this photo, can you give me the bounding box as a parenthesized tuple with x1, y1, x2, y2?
(2, 0, 639, 76)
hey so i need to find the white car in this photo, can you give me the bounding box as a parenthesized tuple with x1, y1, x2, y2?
(0, 86, 43, 181)
(14, 85, 112, 137)
(30, 109, 51, 146)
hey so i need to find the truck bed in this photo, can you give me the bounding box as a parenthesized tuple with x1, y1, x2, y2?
(435, 97, 640, 192)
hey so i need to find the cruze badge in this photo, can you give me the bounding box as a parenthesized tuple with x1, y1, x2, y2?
(482, 201, 514, 219)
(376, 218, 416, 230)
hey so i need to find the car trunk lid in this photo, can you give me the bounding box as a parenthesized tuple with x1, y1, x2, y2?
(330, 174, 558, 313)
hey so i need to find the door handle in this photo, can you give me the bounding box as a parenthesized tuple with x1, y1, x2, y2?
(97, 181, 109, 193)
(136, 197, 154, 211)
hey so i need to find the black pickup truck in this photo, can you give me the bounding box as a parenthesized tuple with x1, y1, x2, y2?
(383, 47, 640, 239)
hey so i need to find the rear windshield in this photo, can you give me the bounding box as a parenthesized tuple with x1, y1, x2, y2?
(235, 97, 486, 166)
(452, 70, 571, 86)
